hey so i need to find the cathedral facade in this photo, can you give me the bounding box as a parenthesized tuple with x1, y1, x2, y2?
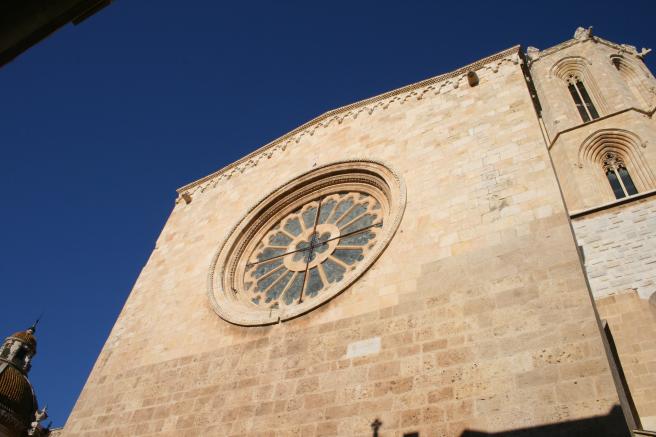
(59, 28, 656, 436)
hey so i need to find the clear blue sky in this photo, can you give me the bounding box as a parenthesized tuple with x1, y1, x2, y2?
(1, 0, 654, 427)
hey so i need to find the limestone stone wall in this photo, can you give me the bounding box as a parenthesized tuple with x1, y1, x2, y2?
(572, 196, 656, 429)
(595, 291, 656, 429)
(529, 31, 656, 433)
(572, 196, 656, 300)
(61, 48, 623, 437)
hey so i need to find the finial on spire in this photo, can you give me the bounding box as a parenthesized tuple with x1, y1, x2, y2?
(28, 314, 43, 334)
(574, 26, 593, 41)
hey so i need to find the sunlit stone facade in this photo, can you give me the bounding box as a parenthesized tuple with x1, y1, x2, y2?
(61, 28, 656, 436)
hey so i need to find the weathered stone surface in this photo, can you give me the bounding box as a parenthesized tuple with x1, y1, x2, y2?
(56, 31, 656, 436)
(573, 197, 656, 300)
(596, 291, 656, 430)
(532, 30, 656, 430)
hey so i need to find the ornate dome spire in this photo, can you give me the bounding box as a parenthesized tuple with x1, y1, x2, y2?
(2, 323, 38, 375)
(0, 323, 50, 437)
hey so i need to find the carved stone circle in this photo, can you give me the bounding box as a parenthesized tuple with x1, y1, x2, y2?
(207, 159, 406, 326)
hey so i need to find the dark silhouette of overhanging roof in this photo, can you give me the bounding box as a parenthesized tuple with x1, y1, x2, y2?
(0, 0, 110, 67)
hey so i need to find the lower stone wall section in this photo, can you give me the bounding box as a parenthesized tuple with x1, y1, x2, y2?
(572, 197, 656, 430)
(60, 228, 625, 437)
(596, 290, 656, 430)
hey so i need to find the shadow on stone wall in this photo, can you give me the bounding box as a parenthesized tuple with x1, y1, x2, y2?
(460, 405, 630, 437)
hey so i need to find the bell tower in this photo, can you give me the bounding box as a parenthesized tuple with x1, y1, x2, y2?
(0, 324, 51, 437)
(527, 27, 656, 431)
(527, 26, 656, 210)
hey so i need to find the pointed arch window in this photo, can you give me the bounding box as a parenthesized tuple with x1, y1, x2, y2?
(567, 74, 599, 122)
(610, 55, 651, 108)
(602, 151, 638, 199)
(552, 57, 607, 123)
(579, 129, 656, 204)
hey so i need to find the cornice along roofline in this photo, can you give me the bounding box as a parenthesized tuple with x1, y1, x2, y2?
(176, 45, 522, 201)
(526, 27, 651, 65)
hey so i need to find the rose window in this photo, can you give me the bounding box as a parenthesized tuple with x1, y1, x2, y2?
(208, 160, 405, 326)
(245, 192, 382, 307)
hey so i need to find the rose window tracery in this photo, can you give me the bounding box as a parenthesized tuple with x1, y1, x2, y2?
(245, 192, 382, 307)
(208, 160, 405, 326)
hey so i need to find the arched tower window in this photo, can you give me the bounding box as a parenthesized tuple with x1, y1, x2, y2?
(610, 55, 652, 108)
(566, 74, 600, 122)
(602, 151, 638, 199)
(579, 129, 656, 202)
(552, 56, 607, 123)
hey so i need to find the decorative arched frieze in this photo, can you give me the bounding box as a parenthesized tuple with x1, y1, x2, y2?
(175, 48, 522, 202)
(578, 129, 656, 200)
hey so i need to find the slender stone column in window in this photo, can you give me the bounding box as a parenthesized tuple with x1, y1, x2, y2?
(602, 151, 639, 199)
(566, 74, 599, 122)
